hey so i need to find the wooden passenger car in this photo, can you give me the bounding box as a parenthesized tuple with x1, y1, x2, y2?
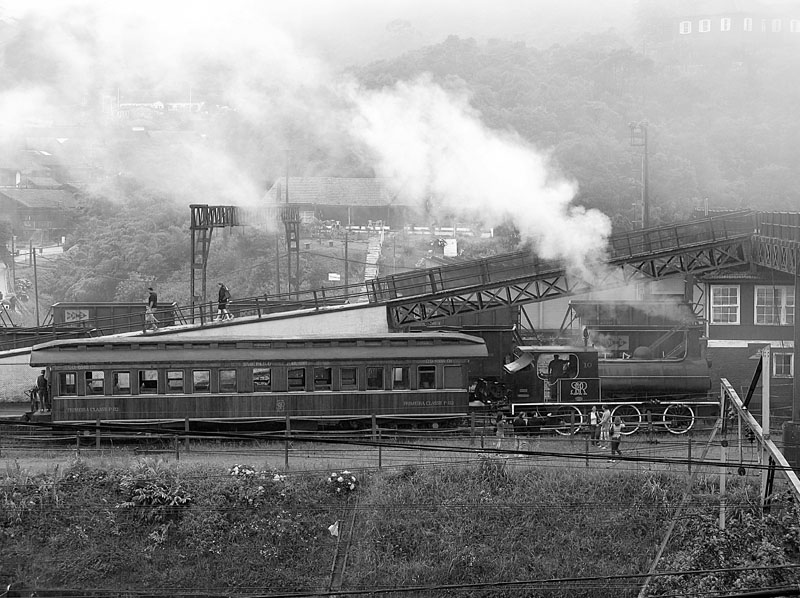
(29, 332, 487, 428)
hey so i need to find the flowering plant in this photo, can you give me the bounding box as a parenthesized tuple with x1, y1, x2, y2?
(229, 465, 287, 483)
(327, 470, 358, 494)
(229, 464, 257, 477)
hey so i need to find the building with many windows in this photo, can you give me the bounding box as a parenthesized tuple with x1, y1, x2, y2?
(672, 0, 800, 46)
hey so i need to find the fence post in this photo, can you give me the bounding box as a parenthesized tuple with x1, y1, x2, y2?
(184, 418, 190, 452)
(174, 435, 180, 461)
(470, 412, 476, 446)
(285, 411, 291, 469)
(96, 417, 101, 449)
(378, 429, 383, 470)
(570, 411, 576, 448)
(76, 433, 80, 456)
(688, 433, 693, 474)
(372, 413, 377, 441)
(585, 434, 589, 467)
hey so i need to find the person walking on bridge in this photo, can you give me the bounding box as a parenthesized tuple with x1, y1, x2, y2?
(215, 283, 233, 321)
(145, 287, 159, 331)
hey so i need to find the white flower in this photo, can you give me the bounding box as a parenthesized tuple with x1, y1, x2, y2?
(337, 476, 343, 482)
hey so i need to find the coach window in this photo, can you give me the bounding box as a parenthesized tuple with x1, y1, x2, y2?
(113, 372, 131, 395)
(392, 366, 410, 390)
(139, 370, 158, 394)
(167, 370, 184, 393)
(366, 367, 384, 390)
(417, 365, 436, 389)
(220, 369, 237, 393)
(314, 367, 332, 391)
(287, 367, 306, 391)
(253, 367, 271, 392)
(443, 366, 462, 389)
(85, 371, 105, 395)
(59, 372, 77, 396)
(193, 370, 211, 393)
(341, 367, 358, 390)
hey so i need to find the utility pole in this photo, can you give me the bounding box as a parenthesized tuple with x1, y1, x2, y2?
(10, 234, 15, 289)
(344, 230, 349, 297)
(32, 247, 40, 326)
(629, 121, 649, 229)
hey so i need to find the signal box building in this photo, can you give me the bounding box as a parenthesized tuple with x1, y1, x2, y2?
(700, 266, 795, 423)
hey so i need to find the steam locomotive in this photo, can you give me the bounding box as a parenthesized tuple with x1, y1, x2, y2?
(463, 323, 716, 435)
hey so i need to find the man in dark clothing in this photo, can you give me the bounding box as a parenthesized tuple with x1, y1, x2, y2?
(145, 287, 159, 331)
(36, 370, 49, 412)
(147, 287, 157, 310)
(216, 283, 233, 321)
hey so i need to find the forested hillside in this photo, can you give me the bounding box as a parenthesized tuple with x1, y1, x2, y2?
(354, 32, 799, 226)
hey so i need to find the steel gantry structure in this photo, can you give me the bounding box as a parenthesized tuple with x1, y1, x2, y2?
(374, 211, 755, 329)
(189, 204, 241, 312)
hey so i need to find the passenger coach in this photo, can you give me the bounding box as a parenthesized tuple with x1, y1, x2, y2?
(29, 332, 487, 429)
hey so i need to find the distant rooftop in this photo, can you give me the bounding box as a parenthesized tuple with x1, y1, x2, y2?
(264, 177, 415, 207)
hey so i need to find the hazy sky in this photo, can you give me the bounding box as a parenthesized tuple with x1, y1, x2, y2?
(1, 0, 634, 66)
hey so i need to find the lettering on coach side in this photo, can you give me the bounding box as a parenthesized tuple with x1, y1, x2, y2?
(64, 406, 120, 413)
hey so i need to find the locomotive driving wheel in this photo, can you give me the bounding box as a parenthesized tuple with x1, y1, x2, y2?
(611, 404, 641, 435)
(550, 405, 583, 436)
(663, 403, 695, 435)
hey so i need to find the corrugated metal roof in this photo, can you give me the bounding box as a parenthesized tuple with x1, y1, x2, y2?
(264, 177, 414, 207)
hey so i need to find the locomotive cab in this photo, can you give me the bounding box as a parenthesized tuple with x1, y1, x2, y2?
(504, 346, 600, 404)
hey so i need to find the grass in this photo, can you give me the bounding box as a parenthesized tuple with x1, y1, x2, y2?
(1, 436, 794, 597)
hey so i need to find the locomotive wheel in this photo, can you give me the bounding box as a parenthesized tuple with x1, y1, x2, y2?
(611, 404, 641, 435)
(663, 404, 695, 435)
(551, 405, 583, 436)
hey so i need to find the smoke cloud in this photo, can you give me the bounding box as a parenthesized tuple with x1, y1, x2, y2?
(345, 76, 611, 275)
(1, 0, 612, 275)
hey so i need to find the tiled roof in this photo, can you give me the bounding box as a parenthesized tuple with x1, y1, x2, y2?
(0, 188, 77, 208)
(264, 177, 414, 207)
(699, 266, 795, 283)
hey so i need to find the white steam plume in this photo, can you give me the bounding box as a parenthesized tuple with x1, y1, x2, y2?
(345, 76, 611, 276)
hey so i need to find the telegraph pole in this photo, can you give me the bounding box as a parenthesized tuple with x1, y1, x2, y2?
(629, 121, 649, 229)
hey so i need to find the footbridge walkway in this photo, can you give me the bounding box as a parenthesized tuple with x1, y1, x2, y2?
(1, 210, 798, 350)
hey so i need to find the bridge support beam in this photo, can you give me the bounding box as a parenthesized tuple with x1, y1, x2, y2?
(782, 268, 800, 469)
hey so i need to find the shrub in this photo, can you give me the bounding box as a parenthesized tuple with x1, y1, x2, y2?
(116, 458, 193, 523)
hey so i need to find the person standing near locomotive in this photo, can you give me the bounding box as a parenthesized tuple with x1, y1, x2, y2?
(589, 406, 600, 446)
(494, 411, 507, 449)
(36, 369, 50, 412)
(599, 405, 612, 449)
(215, 282, 233, 321)
(513, 411, 529, 453)
(609, 416, 625, 462)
